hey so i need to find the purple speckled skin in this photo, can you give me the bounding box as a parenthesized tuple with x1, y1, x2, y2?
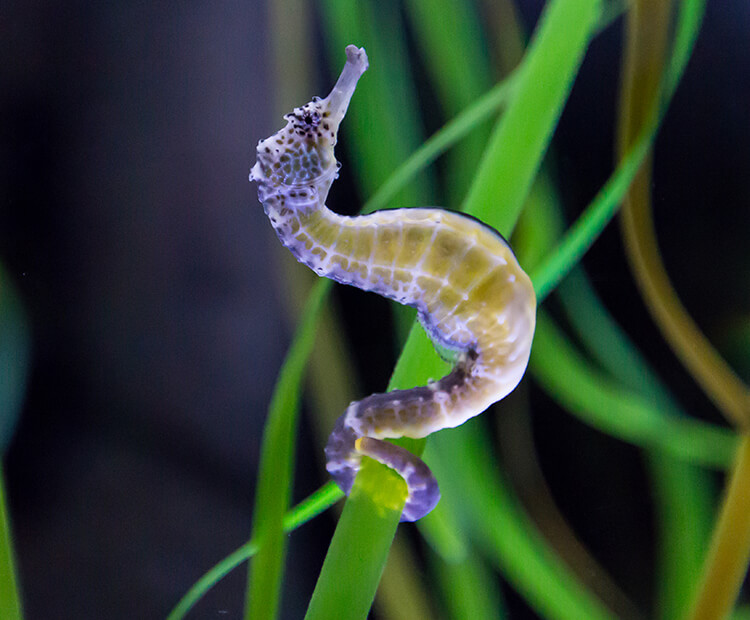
(325, 398, 441, 522)
(250, 46, 535, 521)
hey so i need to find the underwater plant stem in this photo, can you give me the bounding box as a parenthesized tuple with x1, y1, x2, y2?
(618, 0, 750, 430)
(687, 436, 750, 620)
(167, 482, 343, 620)
(461, 0, 599, 234)
(243, 281, 329, 620)
(0, 466, 22, 620)
(617, 1, 750, 616)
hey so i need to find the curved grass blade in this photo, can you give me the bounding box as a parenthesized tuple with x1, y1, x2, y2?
(0, 267, 31, 620)
(530, 0, 705, 302)
(427, 425, 614, 620)
(242, 281, 329, 620)
(619, 0, 749, 430)
(0, 466, 22, 620)
(404, 0, 494, 205)
(363, 74, 520, 215)
(532, 310, 735, 467)
(167, 481, 342, 620)
(317, 0, 435, 207)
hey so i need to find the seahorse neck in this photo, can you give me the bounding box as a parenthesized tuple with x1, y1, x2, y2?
(262, 185, 350, 272)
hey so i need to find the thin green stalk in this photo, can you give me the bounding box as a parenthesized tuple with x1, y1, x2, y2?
(427, 425, 613, 620)
(430, 548, 505, 620)
(688, 437, 750, 620)
(168, 482, 342, 620)
(363, 74, 520, 215)
(304, 324, 446, 620)
(557, 271, 715, 618)
(304, 458, 405, 620)
(0, 467, 22, 620)
(404, 0, 494, 205)
(243, 281, 329, 620)
(461, 0, 599, 231)
(531, 0, 704, 302)
(306, 2, 601, 618)
(531, 310, 735, 468)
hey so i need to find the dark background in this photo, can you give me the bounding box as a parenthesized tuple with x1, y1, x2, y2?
(1, 1, 748, 618)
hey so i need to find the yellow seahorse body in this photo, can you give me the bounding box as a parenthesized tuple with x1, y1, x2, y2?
(250, 45, 536, 521)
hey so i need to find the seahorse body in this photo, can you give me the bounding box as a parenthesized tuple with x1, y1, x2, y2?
(250, 46, 536, 521)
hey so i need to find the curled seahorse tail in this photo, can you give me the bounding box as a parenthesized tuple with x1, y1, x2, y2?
(324, 415, 359, 495)
(355, 437, 440, 522)
(252, 46, 536, 522)
(324, 414, 440, 522)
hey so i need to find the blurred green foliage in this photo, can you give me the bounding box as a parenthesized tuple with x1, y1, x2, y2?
(170, 1, 750, 619)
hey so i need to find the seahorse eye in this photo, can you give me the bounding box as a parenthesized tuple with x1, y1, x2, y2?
(304, 114, 313, 125)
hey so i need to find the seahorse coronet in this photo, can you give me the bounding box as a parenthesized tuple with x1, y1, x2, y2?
(250, 45, 536, 521)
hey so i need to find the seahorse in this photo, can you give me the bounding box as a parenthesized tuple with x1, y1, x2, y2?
(250, 45, 536, 521)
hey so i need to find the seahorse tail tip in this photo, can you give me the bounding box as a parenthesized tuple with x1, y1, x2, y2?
(354, 435, 441, 522)
(401, 478, 440, 522)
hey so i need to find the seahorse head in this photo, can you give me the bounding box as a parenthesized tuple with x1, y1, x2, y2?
(250, 46, 369, 197)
